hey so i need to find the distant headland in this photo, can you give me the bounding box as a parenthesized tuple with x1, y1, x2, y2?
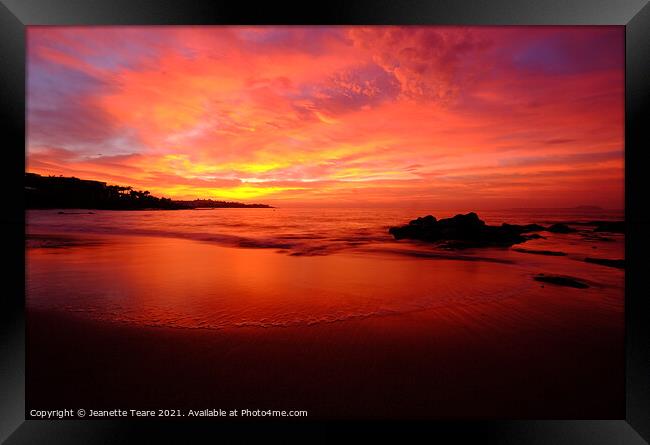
(25, 173, 273, 210)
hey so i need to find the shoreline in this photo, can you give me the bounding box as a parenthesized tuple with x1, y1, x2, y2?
(26, 220, 624, 419)
(27, 287, 624, 419)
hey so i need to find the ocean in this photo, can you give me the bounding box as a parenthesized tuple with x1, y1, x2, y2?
(26, 207, 624, 330)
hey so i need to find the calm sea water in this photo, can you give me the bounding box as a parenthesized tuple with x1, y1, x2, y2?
(26, 208, 624, 329)
(26, 207, 623, 257)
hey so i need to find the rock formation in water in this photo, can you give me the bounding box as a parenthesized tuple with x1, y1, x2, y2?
(533, 274, 589, 289)
(512, 248, 567, 256)
(591, 221, 624, 233)
(584, 257, 625, 269)
(388, 212, 545, 248)
(547, 223, 576, 233)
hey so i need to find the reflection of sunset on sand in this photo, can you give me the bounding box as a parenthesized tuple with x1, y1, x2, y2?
(27, 209, 623, 331)
(26, 207, 624, 417)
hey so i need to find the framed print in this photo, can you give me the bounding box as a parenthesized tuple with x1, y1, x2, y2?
(1, 0, 649, 443)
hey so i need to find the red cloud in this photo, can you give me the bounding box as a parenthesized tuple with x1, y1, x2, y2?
(27, 26, 624, 208)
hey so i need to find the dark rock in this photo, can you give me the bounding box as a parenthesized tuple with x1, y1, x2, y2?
(534, 274, 589, 289)
(584, 257, 625, 269)
(409, 215, 437, 226)
(501, 223, 545, 233)
(389, 212, 533, 248)
(580, 232, 614, 242)
(591, 221, 624, 233)
(512, 248, 567, 256)
(547, 223, 576, 233)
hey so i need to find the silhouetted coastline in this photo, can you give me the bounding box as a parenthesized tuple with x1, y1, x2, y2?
(25, 173, 272, 210)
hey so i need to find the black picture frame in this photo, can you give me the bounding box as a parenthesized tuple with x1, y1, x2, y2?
(1, 0, 649, 443)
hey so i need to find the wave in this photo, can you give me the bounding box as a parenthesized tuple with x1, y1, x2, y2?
(27, 207, 622, 261)
(27, 224, 392, 257)
(360, 246, 516, 264)
(41, 276, 535, 331)
(27, 228, 523, 264)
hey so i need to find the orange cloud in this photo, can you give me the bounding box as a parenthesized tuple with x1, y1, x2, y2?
(27, 26, 624, 208)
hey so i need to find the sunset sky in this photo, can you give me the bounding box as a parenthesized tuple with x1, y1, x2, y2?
(27, 26, 624, 208)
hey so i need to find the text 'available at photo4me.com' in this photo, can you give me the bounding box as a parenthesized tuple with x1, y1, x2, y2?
(28, 408, 309, 419)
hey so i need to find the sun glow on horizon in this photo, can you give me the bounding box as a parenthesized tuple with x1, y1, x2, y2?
(27, 26, 624, 207)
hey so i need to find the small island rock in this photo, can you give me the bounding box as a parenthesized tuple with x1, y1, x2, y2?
(388, 212, 545, 248)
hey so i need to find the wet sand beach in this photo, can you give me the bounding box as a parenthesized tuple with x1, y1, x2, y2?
(27, 286, 623, 418)
(26, 208, 625, 418)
